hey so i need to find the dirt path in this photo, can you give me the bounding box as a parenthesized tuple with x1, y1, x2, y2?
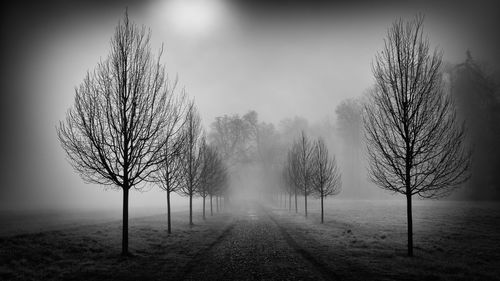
(182, 202, 338, 281)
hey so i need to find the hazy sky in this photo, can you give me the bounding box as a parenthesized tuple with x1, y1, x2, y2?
(0, 0, 498, 210)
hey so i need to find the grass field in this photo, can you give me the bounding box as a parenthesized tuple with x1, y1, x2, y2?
(271, 199, 500, 280)
(0, 199, 499, 280)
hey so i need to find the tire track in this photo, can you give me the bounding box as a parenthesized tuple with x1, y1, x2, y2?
(264, 207, 341, 281)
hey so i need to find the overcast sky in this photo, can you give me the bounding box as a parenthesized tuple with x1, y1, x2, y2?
(0, 0, 498, 211)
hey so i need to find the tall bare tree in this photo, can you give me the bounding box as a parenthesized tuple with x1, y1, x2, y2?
(180, 102, 203, 225)
(150, 92, 187, 234)
(284, 141, 301, 213)
(294, 131, 314, 217)
(311, 138, 341, 223)
(57, 11, 173, 256)
(200, 143, 228, 217)
(198, 138, 216, 220)
(364, 15, 471, 256)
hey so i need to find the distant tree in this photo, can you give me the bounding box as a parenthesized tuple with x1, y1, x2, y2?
(180, 103, 203, 225)
(335, 98, 363, 148)
(311, 138, 341, 223)
(293, 131, 314, 217)
(335, 98, 364, 197)
(209, 114, 253, 165)
(282, 155, 297, 212)
(364, 15, 471, 256)
(279, 116, 309, 144)
(57, 11, 173, 256)
(198, 139, 227, 219)
(207, 148, 228, 216)
(151, 93, 187, 234)
(449, 52, 500, 199)
(283, 131, 313, 215)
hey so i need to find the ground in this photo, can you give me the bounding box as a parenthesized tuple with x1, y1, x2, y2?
(0, 199, 499, 280)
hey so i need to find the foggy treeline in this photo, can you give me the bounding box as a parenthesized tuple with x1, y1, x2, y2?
(55, 9, 499, 258)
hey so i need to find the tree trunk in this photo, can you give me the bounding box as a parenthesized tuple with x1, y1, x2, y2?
(407, 193, 413, 256)
(320, 193, 324, 224)
(189, 193, 193, 226)
(203, 195, 206, 220)
(216, 195, 219, 212)
(122, 187, 129, 256)
(289, 192, 291, 212)
(304, 187, 308, 217)
(284, 192, 287, 209)
(210, 195, 213, 216)
(167, 190, 171, 234)
(294, 190, 298, 213)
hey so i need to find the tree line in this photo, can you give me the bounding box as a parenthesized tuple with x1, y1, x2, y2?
(282, 132, 341, 223)
(57, 11, 229, 256)
(57, 11, 479, 258)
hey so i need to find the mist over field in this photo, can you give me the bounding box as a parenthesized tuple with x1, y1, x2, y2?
(0, 0, 499, 280)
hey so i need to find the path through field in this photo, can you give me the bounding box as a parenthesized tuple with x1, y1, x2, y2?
(1, 200, 499, 280)
(183, 202, 338, 280)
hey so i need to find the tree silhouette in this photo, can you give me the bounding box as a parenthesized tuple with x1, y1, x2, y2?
(150, 92, 187, 234)
(364, 15, 471, 256)
(311, 138, 341, 223)
(199, 141, 228, 218)
(180, 103, 203, 226)
(294, 131, 314, 217)
(57, 11, 174, 255)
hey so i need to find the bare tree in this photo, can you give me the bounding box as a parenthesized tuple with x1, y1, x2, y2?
(198, 138, 219, 220)
(284, 143, 301, 213)
(364, 15, 471, 256)
(311, 138, 341, 223)
(202, 145, 228, 217)
(281, 162, 295, 212)
(150, 92, 187, 234)
(336, 98, 363, 148)
(293, 131, 314, 217)
(57, 11, 173, 256)
(180, 102, 203, 226)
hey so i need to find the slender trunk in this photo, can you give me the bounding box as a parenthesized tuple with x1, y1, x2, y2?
(216, 195, 219, 212)
(210, 195, 213, 216)
(203, 195, 206, 220)
(407, 193, 413, 256)
(304, 187, 308, 217)
(284, 192, 287, 208)
(320, 193, 324, 224)
(405, 143, 413, 257)
(294, 189, 298, 213)
(189, 193, 193, 226)
(288, 192, 291, 212)
(122, 187, 129, 256)
(167, 190, 171, 234)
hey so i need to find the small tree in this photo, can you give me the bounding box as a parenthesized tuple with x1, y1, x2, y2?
(151, 92, 187, 234)
(180, 103, 203, 226)
(364, 15, 471, 256)
(57, 11, 172, 256)
(293, 131, 314, 217)
(311, 138, 341, 223)
(198, 138, 223, 220)
(284, 148, 300, 213)
(205, 148, 228, 216)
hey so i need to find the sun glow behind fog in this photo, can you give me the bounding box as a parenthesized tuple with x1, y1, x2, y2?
(162, 0, 229, 36)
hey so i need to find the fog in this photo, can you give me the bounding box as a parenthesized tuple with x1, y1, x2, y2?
(0, 0, 499, 212)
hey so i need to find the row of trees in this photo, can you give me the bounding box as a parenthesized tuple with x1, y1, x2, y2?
(282, 132, 341, 223)
(57, 10, 475, 259)
(278, 14, 472, 258)
(364, 14, 471, 256)
(57, 11, 228, 256)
